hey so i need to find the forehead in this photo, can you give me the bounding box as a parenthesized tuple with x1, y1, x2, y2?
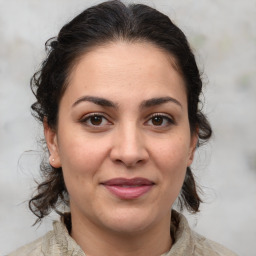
(64, 41, 187, 105)
(71, 41, 181, 78)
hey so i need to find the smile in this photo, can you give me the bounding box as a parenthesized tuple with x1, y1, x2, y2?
(101, 177, 155, 200)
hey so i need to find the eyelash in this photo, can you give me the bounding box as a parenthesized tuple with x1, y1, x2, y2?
(80, 113, 111, 127)
(80, 113, 175, 128)
(145, 113, 175, 127)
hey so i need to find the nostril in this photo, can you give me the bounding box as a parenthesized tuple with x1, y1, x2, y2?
(114, 158, 145, 168)
(115, 159, 123, 164)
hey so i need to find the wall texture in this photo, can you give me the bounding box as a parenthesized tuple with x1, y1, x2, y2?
(0, 0, 255, 255)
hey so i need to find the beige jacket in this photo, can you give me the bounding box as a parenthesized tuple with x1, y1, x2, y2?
(8, 212, 238, 256)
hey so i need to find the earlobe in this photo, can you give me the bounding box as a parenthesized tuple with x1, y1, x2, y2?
(44, 119, 61, 168)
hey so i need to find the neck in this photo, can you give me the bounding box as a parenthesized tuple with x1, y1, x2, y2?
(70, 212, 173, 256)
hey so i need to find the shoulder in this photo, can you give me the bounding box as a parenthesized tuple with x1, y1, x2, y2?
(169, 211, 238, 256)
(192, 231, 238, 256)
(8, 227, 57, 256)
(8, 220, 85, 256)
(7, 233, 51, 256)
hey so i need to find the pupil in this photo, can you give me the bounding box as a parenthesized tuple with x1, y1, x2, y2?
(91, 116, 102, 125)
(152, 116, 163, 125)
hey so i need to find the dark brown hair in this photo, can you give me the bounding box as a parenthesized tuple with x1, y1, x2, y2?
(29, 0, 212, 223)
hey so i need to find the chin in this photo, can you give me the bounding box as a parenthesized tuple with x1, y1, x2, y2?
(108, 220, 151, 235)
(101, 208, 160, 235)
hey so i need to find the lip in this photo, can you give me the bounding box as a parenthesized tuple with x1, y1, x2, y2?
(101, 177, 155, 200)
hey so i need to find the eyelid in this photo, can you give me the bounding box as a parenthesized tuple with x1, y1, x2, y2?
(79, 112, 175, 128)
(145, 112, 175, 126)
(149, 112, 174, 119)
(80, 112, 112, 126)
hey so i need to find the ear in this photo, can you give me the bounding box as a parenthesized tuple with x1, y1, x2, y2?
(44, 119, 61, 168)
(187, 131, 198, 167)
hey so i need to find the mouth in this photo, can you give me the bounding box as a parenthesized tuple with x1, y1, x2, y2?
(101, 177, 155, 200)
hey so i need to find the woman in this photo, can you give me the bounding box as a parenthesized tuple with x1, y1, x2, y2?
(9, 1, 237, 255)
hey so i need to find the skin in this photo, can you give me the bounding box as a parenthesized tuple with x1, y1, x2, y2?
(45, 41, 197, 256)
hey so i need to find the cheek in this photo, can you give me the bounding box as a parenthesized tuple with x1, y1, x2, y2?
(57, 136, 110, 189)
(154, 135, 190, 169)
(59, 131, 108, 167)
(152, 135, 190, 190)
(59, 142, 103, 206)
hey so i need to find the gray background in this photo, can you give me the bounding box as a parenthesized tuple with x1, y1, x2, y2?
(0, 0, 256, 255)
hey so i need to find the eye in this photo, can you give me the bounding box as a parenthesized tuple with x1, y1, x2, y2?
(80, 113, 111, 127)
(145, 113, 174, 127)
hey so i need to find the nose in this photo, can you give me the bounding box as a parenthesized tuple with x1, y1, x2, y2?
(110, 123, 149, 167)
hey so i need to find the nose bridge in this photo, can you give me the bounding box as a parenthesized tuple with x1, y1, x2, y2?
(121, 121, 140, 152)
(110, 120, 147, 166)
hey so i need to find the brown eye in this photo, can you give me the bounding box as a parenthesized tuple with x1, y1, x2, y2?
(152, 116, 164, 126)
(81, 114, 110, 127)
(145, 114, 174, 128)
(90, 115, 103, 126)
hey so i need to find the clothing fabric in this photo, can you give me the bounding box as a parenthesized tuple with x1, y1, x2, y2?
(8, 212, 238, 256)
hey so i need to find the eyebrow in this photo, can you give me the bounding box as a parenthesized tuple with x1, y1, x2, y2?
(140, 96, 182, 109)
(72, 95, 182, 109)
(72, 96, 118, 108)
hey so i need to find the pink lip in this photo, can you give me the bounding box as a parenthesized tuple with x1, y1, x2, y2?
(101, 178, 155, 200)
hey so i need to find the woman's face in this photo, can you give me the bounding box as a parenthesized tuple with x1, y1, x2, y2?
(46, 41, 197, 234)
